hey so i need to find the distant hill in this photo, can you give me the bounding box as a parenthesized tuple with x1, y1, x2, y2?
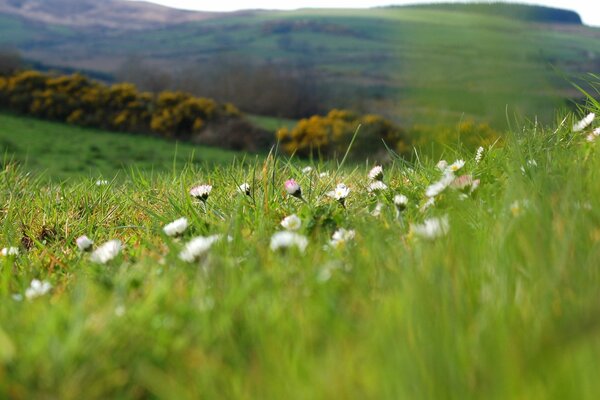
(399, 3, 582, 25)
(0, 0, 219, 29)
(0, 1, 599, 129)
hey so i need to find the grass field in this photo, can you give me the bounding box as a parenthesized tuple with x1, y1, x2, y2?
(1, 95, 599, 398)
(0, 113, 242, 180)
(4, 4, 600, 129)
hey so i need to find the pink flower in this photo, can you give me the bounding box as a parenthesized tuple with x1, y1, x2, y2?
(284, 179, 302, 198)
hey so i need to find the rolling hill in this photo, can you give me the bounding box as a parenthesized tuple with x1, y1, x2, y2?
(0, 1, 599, 129)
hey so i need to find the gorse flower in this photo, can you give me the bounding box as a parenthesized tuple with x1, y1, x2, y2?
(1, 247, 19, 257)
(270, 231, 308, 253)
(284, 179, 302, 199)
(573, 112, 595, 132)
(90, 240, 122, 264)
(76, 235, 94, 252)
(25, 279, 52, 300)
(179, 235, 221, 262)
(281, 214, 302, 231)
(190, 185, 212, 201)
(368, 166, 384, 181)
(329, 228, 355, 249)
(411, 216, 449, 240)
(368, 181, 388, 193)
(163, 217, 188, 237)
(327, 183, 350, 205)
(475, 146, 484, 164)
(238, 183, 251, 196)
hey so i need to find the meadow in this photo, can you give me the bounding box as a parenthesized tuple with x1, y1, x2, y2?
(1, 96, 599, 398)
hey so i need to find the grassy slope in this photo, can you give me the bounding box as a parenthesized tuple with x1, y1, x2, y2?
(1, 101, 600, 398)
(0, 113, 242, 179)
(3, 5, 599, 128)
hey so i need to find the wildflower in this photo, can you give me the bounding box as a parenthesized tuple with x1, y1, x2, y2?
(448, 159, 465, 172)
(1, 247, 19, 257)
(371, 202, 384, 217)
(436, 160, 448, 171)
(284, 179, 302, 199)
(179, 235, 221, 262)
(368, 181, 388, 193)
(450, 175, 480, 194)
(90, 240, 122, 264)
(302, 166, 313, 174)
(163, 217, 188, 237)
(586, 128, 600, 142)
(394, 194, 408, 211)
(281, 214, 302, 231)
(368, 165, 384, 181)
(190, 184, 212, 201)
(25, 279, 52, 300)
(95, 179, 109, 186)
(269, 231, 308, 253)
(573, 112, 595, 132)
(475, 146, 484, 164)
(425, 171, 455, 198)
(327, 183, 350, 205)
(238, 183, 251, 196)
(329, 228, 355, 249)
(76, 235, 94, 252)
(411, 216, 449, 240)
(319, 172, 330, 178)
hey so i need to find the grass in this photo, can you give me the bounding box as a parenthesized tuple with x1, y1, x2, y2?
(1, 99, 600, 398)
(0, 113, 242, 180)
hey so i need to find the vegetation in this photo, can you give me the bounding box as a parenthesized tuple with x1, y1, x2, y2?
(1, 93, 599, 397)
(0, 70, 270, 151)
(0, 113, 240, 179)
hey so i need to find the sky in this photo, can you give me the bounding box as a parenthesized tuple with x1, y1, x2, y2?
(132, 0, 600, 26)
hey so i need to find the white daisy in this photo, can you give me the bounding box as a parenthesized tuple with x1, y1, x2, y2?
(179, 235, 221, 262)
(238, 183, 251, 196)
(302, 166, 313, 174)
(327, 183, 350, 204)
(411, 216, 449, 240)
(448, 159, 465, 172)
(368, 181, 388, 193)
(163, 217, 188, 237)
(269, 231, 308, 253)
(425, 171, 455, 198)
(573, 112, 595, 132)
(284, 179, 302, 198)
(190, 184, 212, 201)
(76, 235, 94, 252)
(586, 127, 600, 142)
(90, 240, 122, 264)
(281, 214, 302, 231)
(329, 228, 355, 249)
(25, 279, 52, 300)
(1, 247, 19, 256)
(436, 160, 448, 171)
(368, 165, 384, 181)
(394, 194, 408, 211)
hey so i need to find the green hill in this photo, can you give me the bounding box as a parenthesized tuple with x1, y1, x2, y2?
(1, 3, 600, 129)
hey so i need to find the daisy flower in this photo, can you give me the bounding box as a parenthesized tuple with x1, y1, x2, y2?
(238, 183, 251, 196)
(368, 165, 384, 181)
(25, 279, 52, 300)
(90, 240, 122, 264)
(450, 175, 480, 194)
(284, 179, 302, 199)
(281, 214, 302, 231)
(302, 166, 313, 174)
(179, 235, 221, 262)
(76, 235, 94, 252)
(425, 171, 455, 198)
(269, 231, 308, 253)
(327, 183, 350, 205)
(190, 184, 212, 201)
(586, 128, 600, 142)
(411, 216, 449, 240)
(329, 228, 355, 249)
(1, 247, 19, 257)
(448, 159, 465, 172)
(163, 217, 188, 237)
(394, 194, 408, 211)
(368, 181, 388, 193)
(573, 112, 595, 132)
(436, 160, 448, 171)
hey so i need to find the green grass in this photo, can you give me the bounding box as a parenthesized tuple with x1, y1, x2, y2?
(1, 99, 600, 398)
(0, 113, 242, 180)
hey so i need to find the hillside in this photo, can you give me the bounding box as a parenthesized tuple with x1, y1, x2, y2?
(0, 3, 599, 129)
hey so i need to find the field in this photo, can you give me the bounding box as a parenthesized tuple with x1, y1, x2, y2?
(0, 113, 241, 179)
(3, 4, 600, 128)
(1, 96, 600, 398)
